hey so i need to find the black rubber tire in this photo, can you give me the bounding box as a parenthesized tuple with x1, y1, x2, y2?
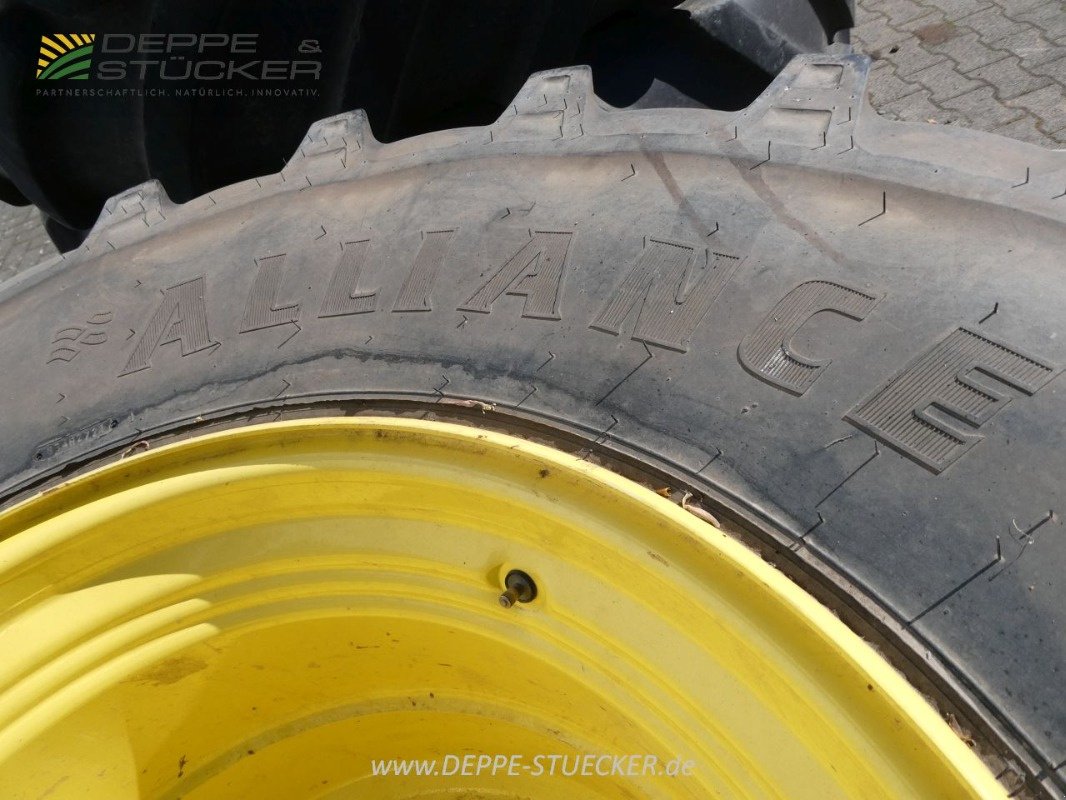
(2, 55, 1065, 797)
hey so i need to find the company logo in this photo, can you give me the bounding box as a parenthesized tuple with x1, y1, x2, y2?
(36, 34, 96, 79)
(33, 33, 321, 98)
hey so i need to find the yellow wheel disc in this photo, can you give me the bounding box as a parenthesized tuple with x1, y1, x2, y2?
(0, 418, 1004, 799)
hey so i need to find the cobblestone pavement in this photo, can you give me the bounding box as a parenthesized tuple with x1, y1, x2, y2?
(854, 0, 1066, 146)
(1, 3, 1063, 276)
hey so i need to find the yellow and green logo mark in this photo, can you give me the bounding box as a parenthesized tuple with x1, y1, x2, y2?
(36, 34, 95, 80)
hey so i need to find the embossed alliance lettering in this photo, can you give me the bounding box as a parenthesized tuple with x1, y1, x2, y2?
(121, 277, 216, 375)
(591, 239, 742, 352)
(114, 231, 1057, 476)
(459, 230, 572, 319)
(739, 280, 880, 395)
(847, 327, 1057, 472)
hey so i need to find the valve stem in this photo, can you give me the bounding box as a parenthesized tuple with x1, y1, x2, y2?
(499, 570, 537, 608)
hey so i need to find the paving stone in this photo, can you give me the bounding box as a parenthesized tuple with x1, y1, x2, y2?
(987, 0, 1053, 13)
(877, 0, 942, 26)
(999, 27, 1061, 68)
(855, 13, 912, 54)
(1030, 54, 1066, 83)
(956, 6, 1040, 41)
(967, 55, 1052, 98)
(992, 113, 1060, 145)
(924, 27, 1011, 71)
(910, 19, 956, 45)
(881, 38, 951, 75)
(878, 87, 973, 124)
(940, 85, 1028, 125)
(1015, 4, 1066, 43)
(0, 203, 57, 281)
(895, 9, 948, 34)
(911, 58, 989, 99)
(1006, 83, 1066, 132)
(866, 64, 929, 104)
(913, 0, 993, 21)
(855, 0, 1063, 148)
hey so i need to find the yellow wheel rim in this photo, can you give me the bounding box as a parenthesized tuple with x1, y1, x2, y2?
(0, 417, 1003, 799)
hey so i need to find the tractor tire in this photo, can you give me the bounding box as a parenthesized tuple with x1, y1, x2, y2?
(1, 54, 1065, 797)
